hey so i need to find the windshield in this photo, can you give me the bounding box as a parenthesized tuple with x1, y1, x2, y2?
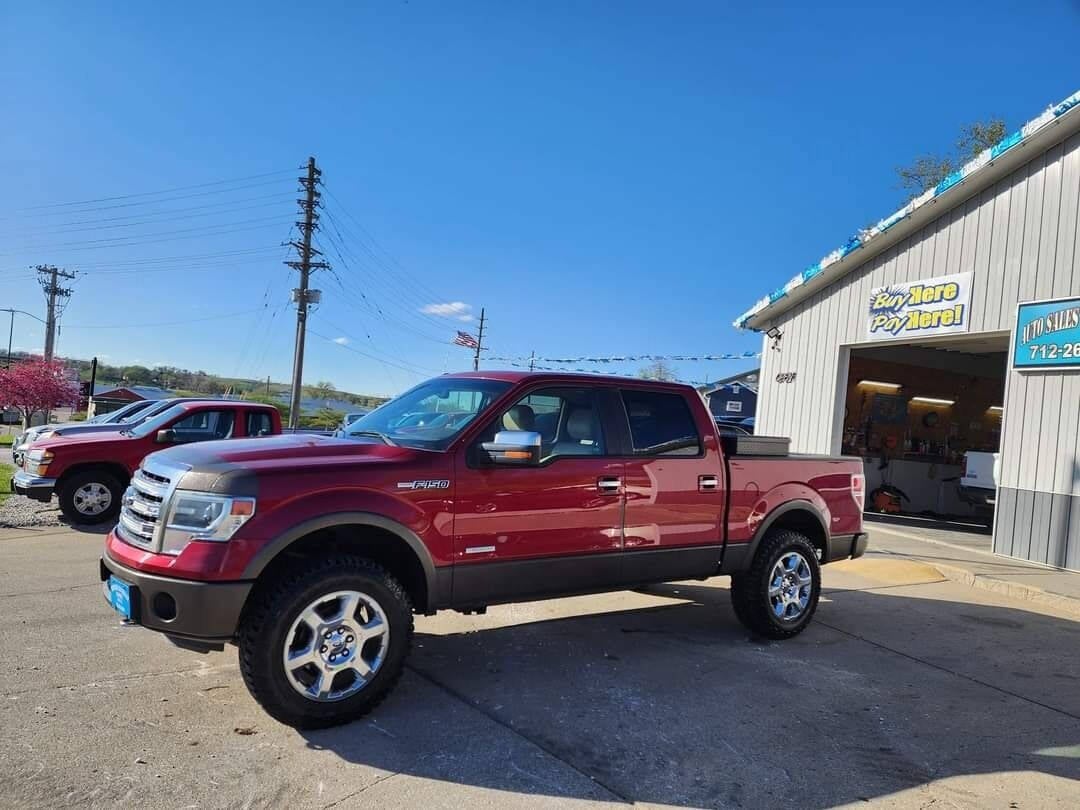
(127, 404, 189, 438)
(341, 378, 511, 450)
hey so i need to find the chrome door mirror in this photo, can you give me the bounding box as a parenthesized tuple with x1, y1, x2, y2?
(480, 430, 542, 465)
(155, 428, 177, 444)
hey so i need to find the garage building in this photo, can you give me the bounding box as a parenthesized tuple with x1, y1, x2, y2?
(735, 89, 1080, 571)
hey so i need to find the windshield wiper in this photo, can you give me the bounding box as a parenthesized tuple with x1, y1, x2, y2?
(350, 430, 397, 446)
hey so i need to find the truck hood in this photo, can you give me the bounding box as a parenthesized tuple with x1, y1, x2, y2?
(149, 434, 428, 495)
(30, 430, 135, 452)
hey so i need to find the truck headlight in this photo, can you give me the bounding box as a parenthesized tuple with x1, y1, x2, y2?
(26, 448, 54, 476)
(160, 492, 256, 555)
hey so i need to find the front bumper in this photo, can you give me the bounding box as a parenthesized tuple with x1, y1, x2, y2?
(100, 553, 253, 643)
(11, 470, 57, 502)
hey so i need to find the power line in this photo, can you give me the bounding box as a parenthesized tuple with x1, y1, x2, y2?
(314, 210, 467, 339)
(62, 307, 263, 330)
(313, 314, 443, 375)
(29, 246, 282, 271)
(14, 169, 296, 212)
(309, 325, 438, 378)
(318, 194, 469, 332)
(7, 214, 292, 252)
(312, 232, 454, 345)
(2, 194, 294, 238)
(321, 185, 450, 306)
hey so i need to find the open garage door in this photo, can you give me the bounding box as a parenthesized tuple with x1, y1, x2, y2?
(839, 334, 1008, 524)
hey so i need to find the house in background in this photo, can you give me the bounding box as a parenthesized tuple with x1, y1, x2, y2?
(89, 384, 173, 416)
(701, 369, 759, 423)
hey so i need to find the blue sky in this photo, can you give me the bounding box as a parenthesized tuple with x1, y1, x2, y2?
(1, 2, 1077, 395)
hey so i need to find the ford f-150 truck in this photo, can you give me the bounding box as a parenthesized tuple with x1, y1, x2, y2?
(99, 372, 866, 728)
(14, 400, 280, 524)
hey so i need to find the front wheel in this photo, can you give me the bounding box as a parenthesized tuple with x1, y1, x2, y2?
(237, 555, 414, 729)
(730, 529, 821, 640)
(57, 469, 124, 525)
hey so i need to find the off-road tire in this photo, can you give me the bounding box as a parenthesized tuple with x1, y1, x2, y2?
(237, 555, 414, 729)
(730, 529, 821, 640)
(57, 468, 124, 525)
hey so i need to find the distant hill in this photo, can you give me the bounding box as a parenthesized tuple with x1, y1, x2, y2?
(6, 351, 388, 412)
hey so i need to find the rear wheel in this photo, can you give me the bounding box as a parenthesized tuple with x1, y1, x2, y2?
(237, 555, 414, 729)
(730, 529, 821, 639)
(57, 469, 124, 525)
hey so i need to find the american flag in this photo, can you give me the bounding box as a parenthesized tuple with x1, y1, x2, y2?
(453, 330, 479, 349)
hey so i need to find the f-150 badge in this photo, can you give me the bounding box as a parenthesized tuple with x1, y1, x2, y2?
(396, 480, 450, 490)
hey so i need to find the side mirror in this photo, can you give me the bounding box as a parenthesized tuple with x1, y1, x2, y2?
(480, 430, 542, 466)
(155, 428, 177, 444)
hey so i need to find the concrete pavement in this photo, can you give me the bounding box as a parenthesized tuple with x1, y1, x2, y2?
(1, 524, 1079, 808)
(866, 519, 1080, 618)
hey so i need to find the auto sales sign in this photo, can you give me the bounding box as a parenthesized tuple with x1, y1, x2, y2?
(866, 272, 972, 341)
(1013, 296, 1080, 370)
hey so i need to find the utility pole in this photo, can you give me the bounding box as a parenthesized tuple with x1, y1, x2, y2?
(37, 265, 75, 361)
(88, 357, 98, 416)
(473, 307, 486, 372)
(285, 157, 329, 429)
(266, 376, 271, 396)
(528, 350, 536, 371)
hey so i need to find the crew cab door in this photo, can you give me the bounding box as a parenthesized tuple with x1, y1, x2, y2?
(155, 406, 238, 445)
(615, 386, 727, 582)
(451, 385, 624, 606)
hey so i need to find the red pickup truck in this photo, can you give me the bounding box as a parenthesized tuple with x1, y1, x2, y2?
(14, 400, 280, 524)
(99, 372, 865, 728)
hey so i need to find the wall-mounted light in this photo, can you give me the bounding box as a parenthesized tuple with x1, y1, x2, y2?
(988, 405, 1004, 413)
(765, 326, 783, 352)
(911, 396, 955, 406)
(858, 380, 902, 390)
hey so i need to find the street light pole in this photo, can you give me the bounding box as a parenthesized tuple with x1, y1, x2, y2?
(5, 310, 12, 369)
(0, 309, 47, 368)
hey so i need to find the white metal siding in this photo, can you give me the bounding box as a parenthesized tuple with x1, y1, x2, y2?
(756, 130, 1080, 497)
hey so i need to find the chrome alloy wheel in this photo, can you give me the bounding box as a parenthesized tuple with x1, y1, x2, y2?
(282, 590, 390, 702)
(73, 482, 113, 516)
(768, 551, 813, 621)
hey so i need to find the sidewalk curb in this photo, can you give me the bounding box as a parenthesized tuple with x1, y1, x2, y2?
(923, 560, 1080, 620)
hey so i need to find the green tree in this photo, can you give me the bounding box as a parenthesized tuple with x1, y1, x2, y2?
(300, 407, 344, 430)
(307, 380, 336, 401)
(895, 118, 1006, 198)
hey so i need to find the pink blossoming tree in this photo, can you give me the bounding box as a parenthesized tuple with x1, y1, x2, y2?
(0, 358, 80, 428)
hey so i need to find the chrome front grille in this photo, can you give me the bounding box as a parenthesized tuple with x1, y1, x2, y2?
(116, 460, 186, 552)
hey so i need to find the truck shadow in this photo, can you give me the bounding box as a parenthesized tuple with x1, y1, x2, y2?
(300, 582, 1080, 807)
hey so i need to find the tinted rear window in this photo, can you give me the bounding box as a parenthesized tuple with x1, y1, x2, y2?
(621, 390, 702, 456)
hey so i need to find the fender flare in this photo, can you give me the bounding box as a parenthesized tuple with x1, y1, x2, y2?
(241, 512, 441, 603)
(740, 499, 829, 563)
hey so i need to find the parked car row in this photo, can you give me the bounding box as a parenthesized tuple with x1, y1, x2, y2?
(11, 398, 161, 467)
(11, 399, 281, 523)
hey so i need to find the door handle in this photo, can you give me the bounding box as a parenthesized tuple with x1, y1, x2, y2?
(699, 474, 720, 492)
(597, 477, 621, 494)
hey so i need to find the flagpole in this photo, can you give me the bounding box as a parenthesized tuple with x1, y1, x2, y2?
(473, 307, 485, 372)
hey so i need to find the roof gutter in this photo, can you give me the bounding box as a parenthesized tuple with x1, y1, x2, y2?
(735, 90, 1080, 332)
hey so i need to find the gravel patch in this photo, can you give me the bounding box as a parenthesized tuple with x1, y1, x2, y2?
(0, 494, 64, 528)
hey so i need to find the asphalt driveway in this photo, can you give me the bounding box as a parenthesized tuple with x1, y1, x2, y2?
(1, 525, 1078, 808)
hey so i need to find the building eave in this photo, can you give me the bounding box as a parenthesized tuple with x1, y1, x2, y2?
(735, 90, 1080, 332)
